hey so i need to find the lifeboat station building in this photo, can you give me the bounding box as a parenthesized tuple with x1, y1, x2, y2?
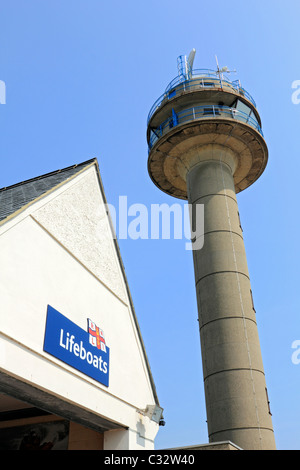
(0, 158, 162, 450)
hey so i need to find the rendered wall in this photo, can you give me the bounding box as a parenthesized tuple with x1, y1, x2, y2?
(0, 165, 159, 449)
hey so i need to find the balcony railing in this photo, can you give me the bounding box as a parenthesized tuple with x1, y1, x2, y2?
(148, 104, 263, 151)
(147, 69, 256, 124)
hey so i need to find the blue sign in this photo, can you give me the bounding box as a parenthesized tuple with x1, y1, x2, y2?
(43, 305, 109, 387)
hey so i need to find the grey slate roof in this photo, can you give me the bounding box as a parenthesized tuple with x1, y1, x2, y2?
(0, 159, 96, 222)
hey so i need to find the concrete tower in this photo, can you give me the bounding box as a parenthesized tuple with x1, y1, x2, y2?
(146, 51, 276, 450)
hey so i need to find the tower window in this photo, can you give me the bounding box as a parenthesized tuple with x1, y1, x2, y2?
(250, 289, 256, 313)
(265, 388, 272, 415)
(238, 211, 243, 231)
(203, 107, 220, 116)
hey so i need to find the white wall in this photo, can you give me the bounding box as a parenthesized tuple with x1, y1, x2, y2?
(0, 164, 160, 449)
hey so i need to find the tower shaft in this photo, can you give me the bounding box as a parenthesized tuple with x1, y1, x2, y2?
(187, 148, 275, 450)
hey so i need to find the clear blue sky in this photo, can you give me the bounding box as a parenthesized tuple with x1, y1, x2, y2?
(1, 0, 300, 450)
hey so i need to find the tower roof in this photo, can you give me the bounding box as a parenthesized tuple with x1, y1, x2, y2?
(0, 159, 96, 223)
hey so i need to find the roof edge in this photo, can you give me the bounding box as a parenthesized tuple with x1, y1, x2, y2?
(0, 158, 97, 193)
(0, 159, 97, 227)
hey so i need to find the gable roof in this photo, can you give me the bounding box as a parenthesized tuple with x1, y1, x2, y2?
(0, 158, 161, 409)
(0, 159, 96, 223)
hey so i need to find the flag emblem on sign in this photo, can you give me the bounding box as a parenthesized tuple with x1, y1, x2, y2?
(87, 319, 107, 352)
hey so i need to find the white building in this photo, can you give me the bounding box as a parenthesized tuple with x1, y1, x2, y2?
(0, 158, 162, 450)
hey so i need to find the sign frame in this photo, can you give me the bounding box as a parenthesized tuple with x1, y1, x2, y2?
(43, 305, 110, 387)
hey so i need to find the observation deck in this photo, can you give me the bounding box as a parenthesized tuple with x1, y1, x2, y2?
(147, 65, 268, 199)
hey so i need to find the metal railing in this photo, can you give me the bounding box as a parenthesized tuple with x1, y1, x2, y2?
(148, 104, 263, 151)
(147, 69, 256, 124)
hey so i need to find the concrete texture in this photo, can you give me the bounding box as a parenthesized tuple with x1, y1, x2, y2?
(147, 122, 268, 199)
(186, 156, 275, 450)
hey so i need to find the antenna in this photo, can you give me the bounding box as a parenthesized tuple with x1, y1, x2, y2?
(187, 48, 196, 72)
(177, 49, 196, 79)
(215, 55, 236, 80)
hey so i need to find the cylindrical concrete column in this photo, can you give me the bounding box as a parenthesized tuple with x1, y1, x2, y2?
(186, 158, 276, 450)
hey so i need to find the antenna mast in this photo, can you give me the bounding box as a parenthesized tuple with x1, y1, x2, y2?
(215, 55, 236, 81)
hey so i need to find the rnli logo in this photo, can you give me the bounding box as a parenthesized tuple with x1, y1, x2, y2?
(88, 319, 107, 352)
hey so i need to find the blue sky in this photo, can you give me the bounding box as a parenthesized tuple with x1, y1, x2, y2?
(1, 0, 300, 450)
